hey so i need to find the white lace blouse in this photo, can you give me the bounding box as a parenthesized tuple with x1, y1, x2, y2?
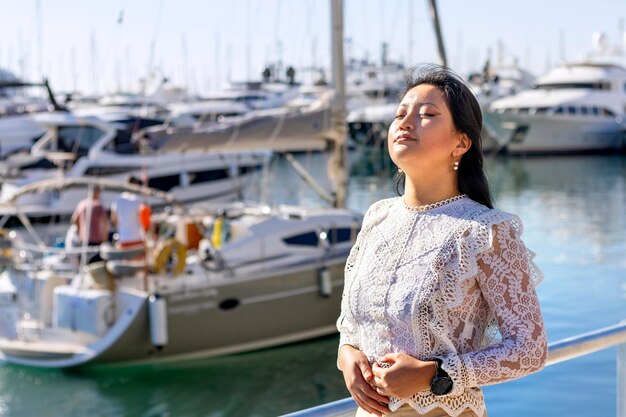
(337, 196, 547, 416)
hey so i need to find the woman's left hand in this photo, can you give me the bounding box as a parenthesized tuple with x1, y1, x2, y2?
(371, 353, 437, 399)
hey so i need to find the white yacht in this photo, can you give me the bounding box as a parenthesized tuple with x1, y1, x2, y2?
(0, 113, 270, 221)
(141, 89, 334, 153)
(0, 179, 360, 368)
(484, 62, 626, 154)
(0, 75, 65, 157)
(344, 53, 407, 146)
(468, 61, 536, 108)
(202, 80, 299, 111)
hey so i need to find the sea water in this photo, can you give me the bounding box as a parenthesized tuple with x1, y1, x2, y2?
(0, 152, 624, 417)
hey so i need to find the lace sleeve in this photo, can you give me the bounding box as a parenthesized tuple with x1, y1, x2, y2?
(336, 207, 369, 352)
(336, 199, 392, 354)
(457, 220, 547, 387)
(337, 239, 362, 351)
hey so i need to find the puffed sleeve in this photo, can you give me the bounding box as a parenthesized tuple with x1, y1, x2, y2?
(439, 219, 548, 394)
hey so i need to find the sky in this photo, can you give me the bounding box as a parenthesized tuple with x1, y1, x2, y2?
(0, 0, 624, 95)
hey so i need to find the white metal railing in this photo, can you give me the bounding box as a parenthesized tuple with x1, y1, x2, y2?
(281, 320, 626, 417)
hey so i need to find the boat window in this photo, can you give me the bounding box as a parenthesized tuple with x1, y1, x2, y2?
(580, 107, 588, 115)
(326, 228, 355, 244)
(567, 106, 577, 115)
(532, 107, 550, 114)
(602, 108, 616, 117)
(85, 166, 139, 176)
(553, 106, 564, 114)
(188, 168, 229, 184)
(591, 107, 600, 116)
(20, 158, 57, 170)
(57, 126, 104, 157)
(283, 231, 319, 247)
(239, 165, 262, 176)
(148, 174, 180, 191)
(112, 130, 138, 154)
(537, 82, 611, 90)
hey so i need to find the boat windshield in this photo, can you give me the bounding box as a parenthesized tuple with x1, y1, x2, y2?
(57, 125, 104, 157)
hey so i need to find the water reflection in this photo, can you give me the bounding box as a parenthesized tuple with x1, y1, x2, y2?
(1, 151, 625, 417)
(0, 335, 346, 417)
(486, 155, 626, 266)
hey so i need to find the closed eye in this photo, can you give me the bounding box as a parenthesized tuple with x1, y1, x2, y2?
(419, 113, 435, 118)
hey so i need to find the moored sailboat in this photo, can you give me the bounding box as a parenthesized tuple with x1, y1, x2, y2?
(0, 178, 361, 367)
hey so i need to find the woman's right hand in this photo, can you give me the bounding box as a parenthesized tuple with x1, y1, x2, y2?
(338, 344, 390, 416)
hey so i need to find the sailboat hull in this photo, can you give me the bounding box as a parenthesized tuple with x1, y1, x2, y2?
(0, 262, 345, 368)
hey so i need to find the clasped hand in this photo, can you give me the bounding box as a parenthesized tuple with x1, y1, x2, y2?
(339, 346, 436, 417)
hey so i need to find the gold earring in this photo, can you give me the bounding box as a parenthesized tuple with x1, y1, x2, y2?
(453, 161, 459, 171)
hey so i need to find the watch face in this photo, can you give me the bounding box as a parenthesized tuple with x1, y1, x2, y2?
(431, 377, 453, 396)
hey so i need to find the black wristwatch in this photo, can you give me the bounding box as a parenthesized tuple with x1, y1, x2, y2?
(430, 358, 453, 396)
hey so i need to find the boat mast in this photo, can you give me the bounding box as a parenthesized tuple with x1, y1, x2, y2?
(329, 0, 348, 208)
(427, 0, 447, 66)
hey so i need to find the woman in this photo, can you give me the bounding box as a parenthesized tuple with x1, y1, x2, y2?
(337, 65, 547, 417)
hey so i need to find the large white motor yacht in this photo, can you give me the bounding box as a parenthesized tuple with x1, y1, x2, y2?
(484, 62, 626, 154)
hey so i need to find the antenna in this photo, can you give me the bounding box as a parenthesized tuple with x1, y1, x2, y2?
(246, 0, 252, 80)
(71, 47, 77, 92)
(215, 31, 221, 91)
(147, 0, 165, 88)
(408, 0, 413, 65)
(36, 0, 43, 78)
(181, 34, 189, 89)
(125, 45, 131, 92)
(18, 30, 26, 80)
(559, 29, 566, 63)
(497, 39, 504, 66)
(90, 31, 98, 94)
(227, 43, 232, 83)
(618, 16, 626, 53)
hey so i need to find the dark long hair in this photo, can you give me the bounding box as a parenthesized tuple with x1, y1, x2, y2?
(393, 64, 493, 208)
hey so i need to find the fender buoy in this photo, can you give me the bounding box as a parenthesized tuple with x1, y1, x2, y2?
(153, 238, 187, 276)
(318, 267, 332, 297)
(148, 293, 168, 349)
(211, 217, 224, 249)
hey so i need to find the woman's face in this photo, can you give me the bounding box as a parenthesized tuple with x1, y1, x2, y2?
(387, 83, 464, 177)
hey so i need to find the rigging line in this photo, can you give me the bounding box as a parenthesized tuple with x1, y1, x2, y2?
(36, 0, 43, 77)
(361, 0, 370, 62)
(147, 0, 166, 79)
(274, 0, 283, 65)
(100, 9, 125, 92)
(297, 0, 316, 70)
(387, 0, 405, 63)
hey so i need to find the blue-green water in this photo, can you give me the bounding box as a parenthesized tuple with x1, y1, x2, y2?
(1, 152, 625, 417)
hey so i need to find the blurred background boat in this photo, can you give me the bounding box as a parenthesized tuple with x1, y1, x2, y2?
(485, 34, 626, 154)
(0, 112, 270, 223)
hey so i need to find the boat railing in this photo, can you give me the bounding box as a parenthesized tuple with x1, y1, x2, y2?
(280, 320, 626, 417)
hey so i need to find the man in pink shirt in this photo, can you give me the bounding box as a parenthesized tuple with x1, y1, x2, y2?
(71, 186, 110, 247)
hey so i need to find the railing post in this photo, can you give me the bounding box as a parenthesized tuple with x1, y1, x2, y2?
(618, 320, 626, 417)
